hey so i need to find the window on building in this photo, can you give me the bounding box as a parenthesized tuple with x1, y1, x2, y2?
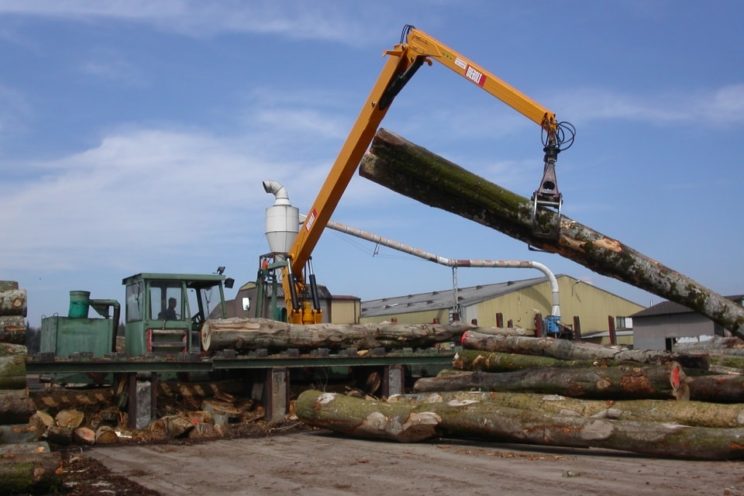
(615, 316, 633, 330)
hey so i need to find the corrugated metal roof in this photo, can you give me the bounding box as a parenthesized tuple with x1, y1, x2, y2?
(361, 276, 548, 317)
(633, 294, 744, 318)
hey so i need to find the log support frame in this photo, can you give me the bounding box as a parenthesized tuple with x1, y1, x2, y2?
(382, 365, 405, 397)
(127, 373, 158, 429)
(264, 367, 289, 423)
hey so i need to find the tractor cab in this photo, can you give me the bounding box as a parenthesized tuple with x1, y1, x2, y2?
(123, 273, 232, 356)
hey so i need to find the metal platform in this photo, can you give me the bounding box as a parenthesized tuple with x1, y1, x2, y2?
(26, 348, 455, 375)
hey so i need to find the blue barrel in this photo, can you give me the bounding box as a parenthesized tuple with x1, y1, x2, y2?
(68, 290, 91, 318)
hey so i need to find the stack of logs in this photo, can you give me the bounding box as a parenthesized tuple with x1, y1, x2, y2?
(297, 330, 744, 460)
(0, 280, 61, 494)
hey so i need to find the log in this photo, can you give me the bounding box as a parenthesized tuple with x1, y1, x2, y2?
(471, 326, 534, 337)
(0, 289, 27, 317)
(202, 317, 469, 352)
(29, 411, 54, 438)
(454, 349, 616, 372)
(0, 281, 18, 292)
(55, 409, 84, 429)
(413, 363, 678, 399)
(0, 316, 26, 344)
(388, 391, 744, 428)
(0, 424, 38, 444)
(95, 425, 119, 444)
(0, 344, 27, 390)
(0, 390, 35, 424)
(73, 426, 96, 445)
(359, 129, 744, 338)
(45, 424, 73, 445)
(687, 374, 744, 403)
(0, 445, 61, 494)
(31, 387, 113, 411)
(296, 389, 744, 459)
(460, 331, 708, 369)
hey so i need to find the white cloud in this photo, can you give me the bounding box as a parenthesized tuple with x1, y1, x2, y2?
(0, 0, 383, 44)
(555, 84, 744, 127)
(0, 128, 284, 271)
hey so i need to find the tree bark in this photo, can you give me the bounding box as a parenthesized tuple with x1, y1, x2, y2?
(359, 129, 744, 338)
(0, 281, 18, 292)
(0, 289, 27, 317)
(296, 389, 744, 459)
(202, 317, 468, 352)
(0, 390, 35, 424)
(0, 448, 61, 495)
(460, 331, 707, 368)
(0, 424, 38, 444)
(388, 391, 744, 428)
(454, 349, 617, 372)
(0, 345, 27, 390)
(0, 316, 26, 344)
(413, 363, 679, 399)
(687, 374, 744, 403)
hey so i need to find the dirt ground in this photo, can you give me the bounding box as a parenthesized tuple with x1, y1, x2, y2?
(85, 430, 744, 496)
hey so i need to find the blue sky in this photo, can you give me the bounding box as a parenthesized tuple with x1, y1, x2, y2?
(1, 1, 743, 327)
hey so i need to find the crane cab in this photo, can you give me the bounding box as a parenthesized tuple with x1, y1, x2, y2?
(123, 273, 232, 356)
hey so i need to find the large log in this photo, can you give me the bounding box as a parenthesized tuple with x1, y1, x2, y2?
(0, 289, 27, 317)
(0, 390, 35, 424)
(0, 424, 38, 444)
(202, 317, 468, 352)
(454, 349, 619, 372)
(296, 390, 744, 459)
(0, 344, 27, 390)
(0, 281, 18, 292)
(359, 129, 744, 338)
(460, 331, 708, 369)
(413, 363, 679, 399)
(388, 391, 744, 428)
(0, 443, 61, 494)
(687, 374, 744, 403)
(0, 316, 26, 344)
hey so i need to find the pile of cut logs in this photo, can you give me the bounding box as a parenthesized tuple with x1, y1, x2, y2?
(0, 280, 62, 495)
(297, 330, 744, 460)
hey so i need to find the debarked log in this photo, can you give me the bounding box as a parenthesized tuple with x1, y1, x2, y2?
(358, 129, 744, 338)
(387, 391, 744, 428)
(296, 389, 744, 459)
(460, 331, 708, 369)
(0, 289, 27, 317)
(413, 363, 679, 399)
(202, 317, 469, 352)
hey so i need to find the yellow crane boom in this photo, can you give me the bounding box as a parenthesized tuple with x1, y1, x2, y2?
(283, 24, 574, 324)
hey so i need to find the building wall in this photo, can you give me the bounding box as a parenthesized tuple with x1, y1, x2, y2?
(633, 313, 716, 350)
(360, 276, 644, 334)
(330, 299, 361, 324)
(468, 276, 644, 332)
(361, 308, 450, 325)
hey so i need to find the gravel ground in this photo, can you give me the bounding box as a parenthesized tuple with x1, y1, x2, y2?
(87, 430, 744, 496)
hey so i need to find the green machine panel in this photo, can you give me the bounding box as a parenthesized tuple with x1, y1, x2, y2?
(41, 316, 115, 357)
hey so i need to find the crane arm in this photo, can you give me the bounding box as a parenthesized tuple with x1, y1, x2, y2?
(282, 25, 572, 324)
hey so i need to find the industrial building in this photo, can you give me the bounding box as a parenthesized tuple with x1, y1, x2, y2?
(360, 275, 644, 344)
(632, 295, 743, 350)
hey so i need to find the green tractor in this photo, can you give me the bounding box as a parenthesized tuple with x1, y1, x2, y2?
(41, 272, 234, 357)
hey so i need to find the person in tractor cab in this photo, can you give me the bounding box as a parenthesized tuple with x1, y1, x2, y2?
(159, 297, 178, 320)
